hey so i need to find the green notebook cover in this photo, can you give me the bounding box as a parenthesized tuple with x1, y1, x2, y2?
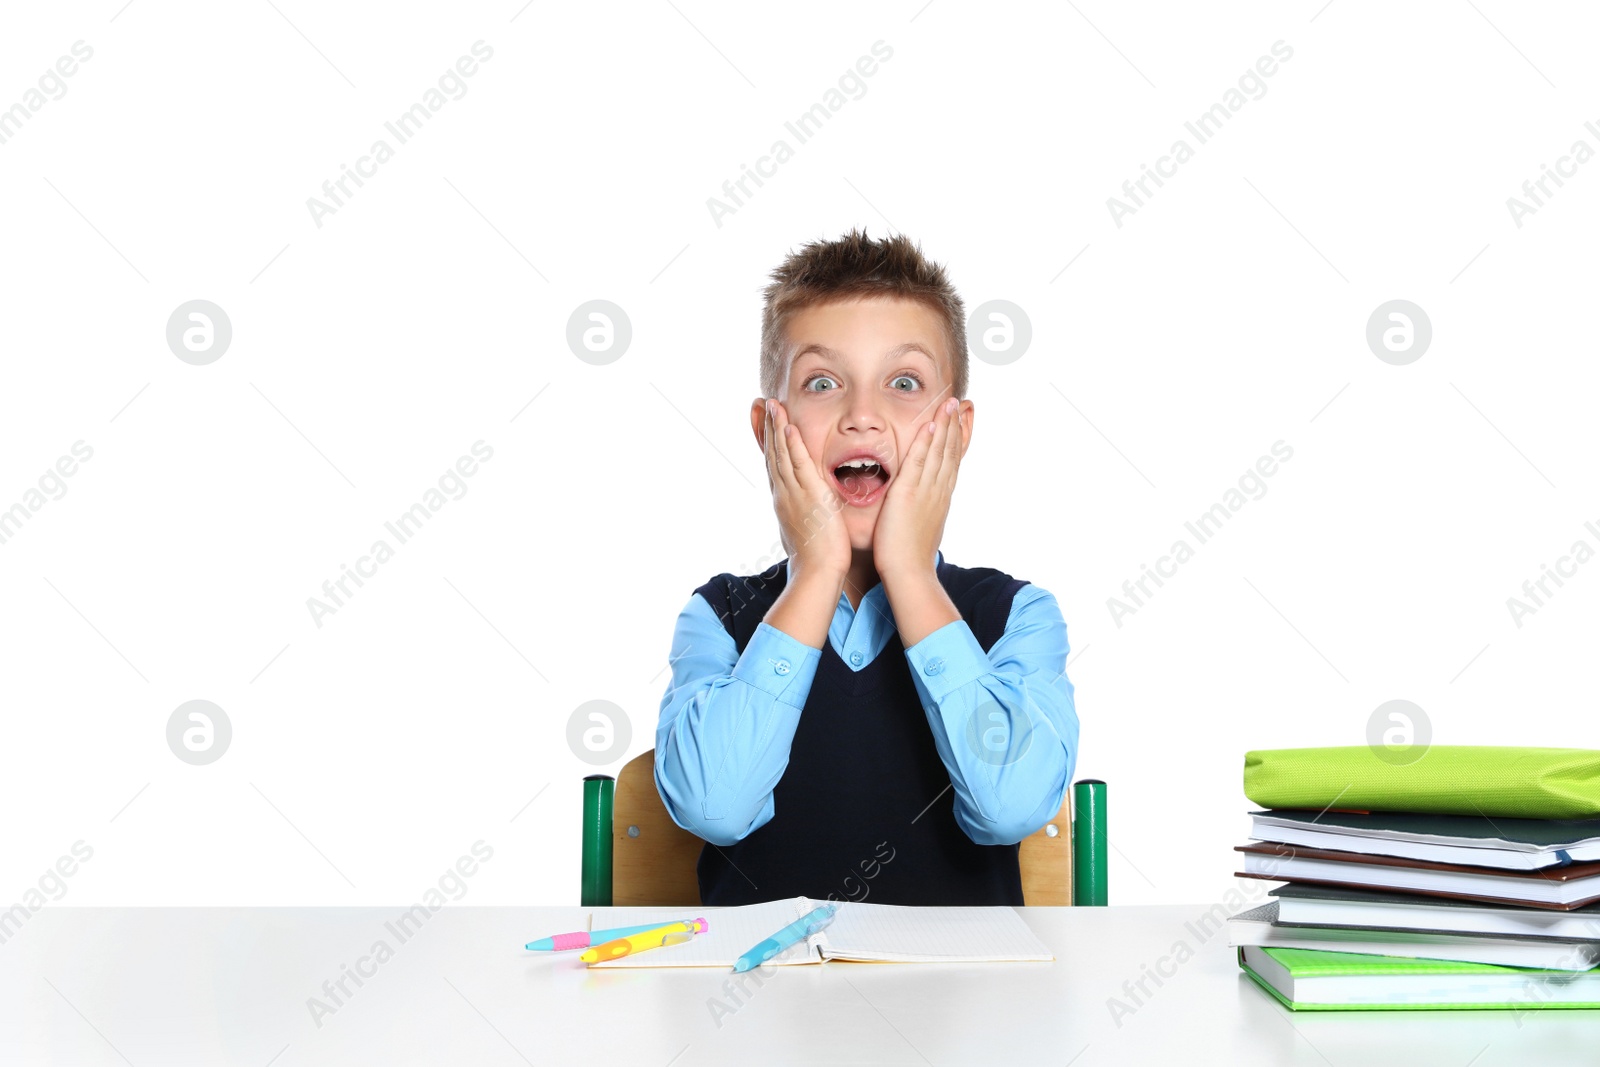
(1243, 746, 1600, 820)
(1240, 945, 1600, 1011)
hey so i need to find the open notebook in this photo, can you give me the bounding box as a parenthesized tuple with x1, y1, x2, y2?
(588, 896, 1054, 968)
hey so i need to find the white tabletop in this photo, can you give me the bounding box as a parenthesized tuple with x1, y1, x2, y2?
(1, 904, 1592, 1065)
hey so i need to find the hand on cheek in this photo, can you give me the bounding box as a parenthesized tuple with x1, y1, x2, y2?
(762, 398, 853, 582)
(871, 396, 964, 578)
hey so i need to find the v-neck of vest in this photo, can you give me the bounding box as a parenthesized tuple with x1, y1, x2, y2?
(819, 631, 907, 694)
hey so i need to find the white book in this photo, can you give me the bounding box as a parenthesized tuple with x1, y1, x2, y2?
(1273, 884, 1600, 940)
(1248, 810, 1600, 871)
(1236, 843, 1600, 908)
(1228, 902, 1600, 971)
(586, 896, 1054, 968)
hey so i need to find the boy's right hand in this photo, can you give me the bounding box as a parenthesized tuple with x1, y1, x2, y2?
(762, 398, 852, 582)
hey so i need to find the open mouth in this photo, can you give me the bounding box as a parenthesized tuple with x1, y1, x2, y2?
(830, 457, 892, 506)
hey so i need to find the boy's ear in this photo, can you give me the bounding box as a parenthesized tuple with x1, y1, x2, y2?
(750, 398, 767, 450)
(957, 399, 974, 457)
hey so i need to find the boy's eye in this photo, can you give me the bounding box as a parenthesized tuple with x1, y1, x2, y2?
(802, 372, 923, 391)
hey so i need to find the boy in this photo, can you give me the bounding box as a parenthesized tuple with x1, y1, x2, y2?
(654, 229, 1078, 906)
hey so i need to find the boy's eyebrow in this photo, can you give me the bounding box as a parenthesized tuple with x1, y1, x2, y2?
(793, 342, 938, 365)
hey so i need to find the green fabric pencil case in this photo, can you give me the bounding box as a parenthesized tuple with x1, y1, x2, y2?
(1243, 746, 1600, 819)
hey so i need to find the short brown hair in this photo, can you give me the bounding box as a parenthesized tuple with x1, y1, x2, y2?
(760, 229, 968, 400)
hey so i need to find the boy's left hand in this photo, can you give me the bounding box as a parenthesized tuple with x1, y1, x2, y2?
(872, 396, 965, 579)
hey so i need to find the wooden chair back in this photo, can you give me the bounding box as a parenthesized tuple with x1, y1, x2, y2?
(611, 749, 1075, 906)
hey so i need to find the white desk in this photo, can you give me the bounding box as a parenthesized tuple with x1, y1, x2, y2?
(0, 904, 1592, 1065)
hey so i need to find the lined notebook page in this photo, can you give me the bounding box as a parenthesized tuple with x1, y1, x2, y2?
(819, 902, 1053, 963)
(587, 898, 819, 968)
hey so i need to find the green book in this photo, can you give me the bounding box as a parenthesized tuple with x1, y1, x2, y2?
(1239, 945, 1600, 1011)
(1243, 746, 1600, 820)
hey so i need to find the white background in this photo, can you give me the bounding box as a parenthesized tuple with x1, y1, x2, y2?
(1, 0, 1596, 910)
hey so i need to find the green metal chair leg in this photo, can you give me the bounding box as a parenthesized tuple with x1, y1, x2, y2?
(1072, 779, 1107, 906)
(581, 774, 614, 906)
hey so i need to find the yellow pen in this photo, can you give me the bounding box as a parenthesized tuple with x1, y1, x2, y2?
(579, 918, 708, 964)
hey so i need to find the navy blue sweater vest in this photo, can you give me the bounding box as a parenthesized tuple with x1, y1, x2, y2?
(690, 556, 1030, 906)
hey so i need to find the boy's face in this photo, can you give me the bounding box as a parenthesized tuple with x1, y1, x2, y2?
(750, 295, 974, 554)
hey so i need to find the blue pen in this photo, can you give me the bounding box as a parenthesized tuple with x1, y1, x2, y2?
(526, 921, 698, 952)
(733, 903, 838, 973)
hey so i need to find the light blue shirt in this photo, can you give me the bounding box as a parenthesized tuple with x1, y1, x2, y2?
(655, 549, 1079, 848)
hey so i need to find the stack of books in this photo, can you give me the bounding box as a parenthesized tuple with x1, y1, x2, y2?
(1229, 807, 1600, 1010)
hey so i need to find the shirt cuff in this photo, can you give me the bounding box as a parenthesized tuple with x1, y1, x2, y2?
(730, 621, 823, 708)
(903, 619, 990, 705)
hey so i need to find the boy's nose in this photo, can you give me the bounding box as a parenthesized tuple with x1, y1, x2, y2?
(841, 398, 887, 432)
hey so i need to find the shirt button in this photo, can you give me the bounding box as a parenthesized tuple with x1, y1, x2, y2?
(924, 657, 945, 676)
(849, 651, 863, 667)
(773, 659, 791, 675)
